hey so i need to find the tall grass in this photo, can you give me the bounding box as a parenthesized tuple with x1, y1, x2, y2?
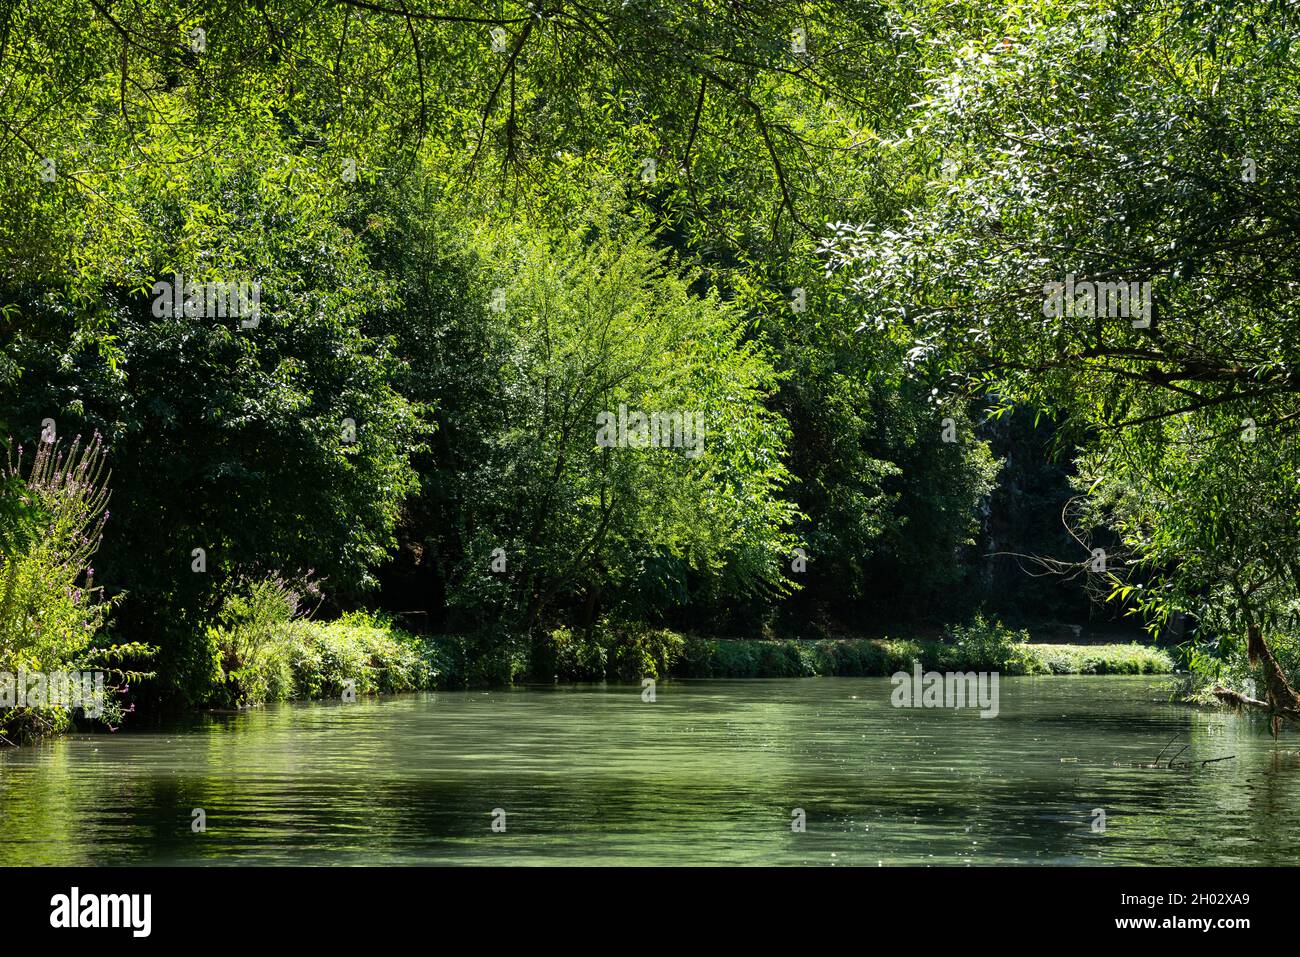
(209, 575, 438, 707)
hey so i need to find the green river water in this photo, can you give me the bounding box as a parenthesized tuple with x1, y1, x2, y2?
(1, 676, 1296, 865)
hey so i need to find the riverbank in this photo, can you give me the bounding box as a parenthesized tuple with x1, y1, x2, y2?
(414, 619, 1173, 690)
(0, 616, 1175, 744)
(673, 637, 1173, 679)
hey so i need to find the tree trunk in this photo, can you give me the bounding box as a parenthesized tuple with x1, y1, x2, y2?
(1214, 624, 1300, 735)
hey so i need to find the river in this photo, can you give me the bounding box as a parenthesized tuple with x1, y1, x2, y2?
(1, 676, 1296, 865)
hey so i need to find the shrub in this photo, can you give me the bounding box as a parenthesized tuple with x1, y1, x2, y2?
(0, 435, 143, 741)
(603, 622, 685, 682)
(209, 577, 438, 706)
(0, 436, 118, 668)
(939, 614, 1037, 675)
(208, 576, 300, 707)
(533, 626, 608, 682)
(288, 611, 434, 697)
(531, 620, 685, 682)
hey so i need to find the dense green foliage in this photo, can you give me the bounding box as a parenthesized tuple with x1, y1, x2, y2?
(819, 0, 1300, 716)
(207, 577, 437, 706)
(7, 0, 1271, 726)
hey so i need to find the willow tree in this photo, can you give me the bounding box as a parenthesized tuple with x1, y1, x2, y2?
(823, 0, 1300, 721)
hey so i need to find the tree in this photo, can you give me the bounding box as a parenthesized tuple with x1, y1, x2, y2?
(414, 206, 799, 636)
(823, 0, 1300, 718)
(1, 108, 424, 701)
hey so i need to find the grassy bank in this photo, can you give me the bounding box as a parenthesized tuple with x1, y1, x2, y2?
(3, 612, 1173, 742)
(250, 630, 1174, 697)
(667, 614, 1172, 679)
(209, 611, 1180, 707)
(430, 617, 1174, 687)
(672, 638, 1172, 679)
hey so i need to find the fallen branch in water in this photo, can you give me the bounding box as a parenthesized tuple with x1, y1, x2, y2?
(1198, 755, 1237, 768)
(1213, 685, 1269, 711)
(1213, 684, 1300, 738)
(1135, 731, 1235, 770)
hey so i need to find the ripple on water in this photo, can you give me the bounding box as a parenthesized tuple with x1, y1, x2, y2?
(0, 676, 1295, 865)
